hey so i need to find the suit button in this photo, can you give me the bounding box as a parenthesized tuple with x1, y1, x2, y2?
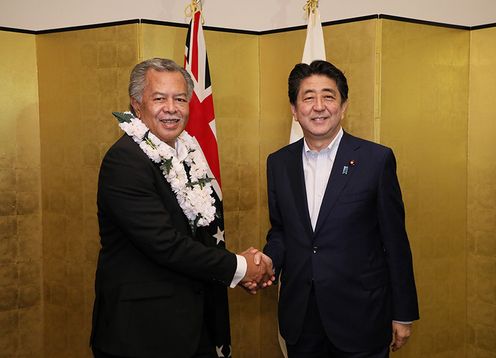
(313, 246, 318, 254)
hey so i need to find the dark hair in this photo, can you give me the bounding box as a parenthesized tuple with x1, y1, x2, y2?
(288, 60, 349, 105)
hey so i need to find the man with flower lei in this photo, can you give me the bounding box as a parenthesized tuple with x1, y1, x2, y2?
(90, 58, 274, 358)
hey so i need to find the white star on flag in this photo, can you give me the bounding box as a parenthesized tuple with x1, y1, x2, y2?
(216, 345, 225, 357)
(213, 227, 225, 245)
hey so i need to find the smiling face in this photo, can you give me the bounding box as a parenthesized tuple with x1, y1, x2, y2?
(131, 69, 190, 147)
(291, 74, 348, 151)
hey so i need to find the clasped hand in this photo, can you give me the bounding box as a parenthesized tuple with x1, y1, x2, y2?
(239, 247, 275, 294)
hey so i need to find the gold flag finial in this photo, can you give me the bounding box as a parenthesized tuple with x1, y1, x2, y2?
(185, 0, 202, 18)
(303, 0, 319, 17)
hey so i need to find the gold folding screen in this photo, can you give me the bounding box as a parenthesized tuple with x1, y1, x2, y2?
(467, 26, 496, 356)
(0, 30, 42, 357)
(36, 25, 139, 357)
(380, 21, 470, 358)
(0, 17, 495, 358)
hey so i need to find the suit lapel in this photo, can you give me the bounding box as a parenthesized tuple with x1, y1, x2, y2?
(314, 132, 361, 235)
(286, 140, 314, 237)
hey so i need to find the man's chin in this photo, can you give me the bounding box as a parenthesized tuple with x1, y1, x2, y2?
(158, 128, 185, 144)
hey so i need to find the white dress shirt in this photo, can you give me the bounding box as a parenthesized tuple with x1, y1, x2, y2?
(231, 256, 247, 287)
(302, 128, 344, 230)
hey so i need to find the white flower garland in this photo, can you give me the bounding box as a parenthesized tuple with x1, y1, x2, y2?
(117, 112, 217, 230)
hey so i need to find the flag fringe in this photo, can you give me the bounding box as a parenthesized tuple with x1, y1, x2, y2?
(303, 0, 319, 17)
(185, 0, 205, 24)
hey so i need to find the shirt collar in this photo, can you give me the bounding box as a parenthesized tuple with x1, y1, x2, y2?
(303, 127, 344, 156)
(175, 137, 189, 161)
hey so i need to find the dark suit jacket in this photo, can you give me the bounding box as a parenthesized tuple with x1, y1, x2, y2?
(264, 131, 419, 352)
(90, 134, 237, 358)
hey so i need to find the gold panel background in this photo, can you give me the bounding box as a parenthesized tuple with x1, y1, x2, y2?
(36, 25, 139, 357)
(467, 26, 496, 357)
(203, 30, 262, 358)
(259, 29, 302, 358)
(2, 18, 495, 358)
(380, 19, 470, 357)
(0, 30, 42, 357)
(141, 24, 187, 62)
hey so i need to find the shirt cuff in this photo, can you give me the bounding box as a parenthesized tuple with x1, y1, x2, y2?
(230, 254, 247, 288)
(393, 321, 413, 324)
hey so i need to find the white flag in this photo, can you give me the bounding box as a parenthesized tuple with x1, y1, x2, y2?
(289, 8, 327, 143)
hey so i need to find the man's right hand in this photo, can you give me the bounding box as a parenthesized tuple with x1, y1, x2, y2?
(239, 247, 275, 293)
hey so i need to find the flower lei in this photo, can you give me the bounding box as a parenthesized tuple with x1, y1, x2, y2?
(112, 111, 217, 232)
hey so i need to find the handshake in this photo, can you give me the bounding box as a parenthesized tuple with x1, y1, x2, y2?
(238, 247, 275, 294)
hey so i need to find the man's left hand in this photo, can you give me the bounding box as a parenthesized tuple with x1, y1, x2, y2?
(391, 321, 412, 352)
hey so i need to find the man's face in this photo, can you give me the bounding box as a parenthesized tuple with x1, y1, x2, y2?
(132, 69, 190, 147)
(291, 74, 348, 147)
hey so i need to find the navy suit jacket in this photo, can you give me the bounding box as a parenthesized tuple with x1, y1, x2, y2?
(264, 131, 419, 352)
(90, 134, 236, 358)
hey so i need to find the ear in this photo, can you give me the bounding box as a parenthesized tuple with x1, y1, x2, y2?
(130, 97, 141, 117)
(290, 104, 297, 121)
(340, 100, 349, 120)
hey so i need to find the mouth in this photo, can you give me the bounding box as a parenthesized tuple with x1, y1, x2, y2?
(311, 116, 328, 122)
(159, 118, 180, 124)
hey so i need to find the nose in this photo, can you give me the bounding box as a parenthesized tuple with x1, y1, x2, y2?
(313, 96, 325, 111)
(162, 98, 177, 113)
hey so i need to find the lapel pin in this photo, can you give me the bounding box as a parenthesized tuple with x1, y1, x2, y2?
(342, 166, 349, 175)
(349, 160, 356, 166)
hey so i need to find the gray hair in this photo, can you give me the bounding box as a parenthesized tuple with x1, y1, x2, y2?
(128, 58, 194, 111)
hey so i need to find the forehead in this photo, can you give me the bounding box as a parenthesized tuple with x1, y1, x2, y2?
(298, 74, 338, 94)
(144, 69, 187, 92)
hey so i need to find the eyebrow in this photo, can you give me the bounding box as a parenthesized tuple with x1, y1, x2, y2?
(302, 88, 337, 95)
(151, 91, 188, 97)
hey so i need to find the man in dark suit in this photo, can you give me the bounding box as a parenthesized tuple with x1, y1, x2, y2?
(90, 58, 273, 358)
(263, 60, 419, 357)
